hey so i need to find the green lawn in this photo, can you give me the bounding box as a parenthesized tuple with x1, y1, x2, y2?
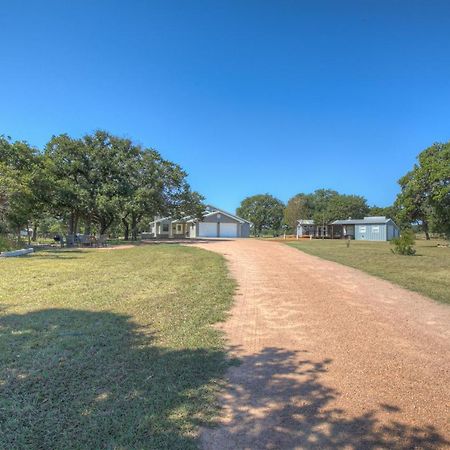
(0, 245, 235, 449)
(287, 239, 450, 304)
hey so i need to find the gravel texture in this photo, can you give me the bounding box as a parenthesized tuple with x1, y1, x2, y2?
(193, 239, 450, 450)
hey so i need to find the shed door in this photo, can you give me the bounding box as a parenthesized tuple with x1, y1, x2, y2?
(219, 223, 238, 237)
(198, 222, 218, 237)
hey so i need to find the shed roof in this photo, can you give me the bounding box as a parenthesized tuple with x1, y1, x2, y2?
(332, 216, 392, 225)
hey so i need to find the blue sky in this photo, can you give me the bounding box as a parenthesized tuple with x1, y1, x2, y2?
(1, 1, 450, 213)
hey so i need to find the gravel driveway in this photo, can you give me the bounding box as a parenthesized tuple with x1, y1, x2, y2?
(193, 239, 450, 450)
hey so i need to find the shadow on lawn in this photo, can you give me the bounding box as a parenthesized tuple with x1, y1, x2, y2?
(202, 347, 449, 450)
(1, 310, 447, 450)
(0, 308, 228, 449)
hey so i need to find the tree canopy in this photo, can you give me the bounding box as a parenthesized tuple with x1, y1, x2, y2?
(1, 131, 204, 241)
(237, 194, 284, 236)
(284, 189, 369, 230)
(395, 141, 450, 239)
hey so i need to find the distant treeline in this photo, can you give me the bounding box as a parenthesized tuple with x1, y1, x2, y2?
(0, 130, 204, 242)
(236, 142, 450, 239)
(1, 133, 448, 243)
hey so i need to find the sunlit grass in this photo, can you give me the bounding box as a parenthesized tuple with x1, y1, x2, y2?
(0, 244, 234, 449)
(287, 239, 450, 304)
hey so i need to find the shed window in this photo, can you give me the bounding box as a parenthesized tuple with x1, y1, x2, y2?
(372, 226, 379, 233)
(360, 226, 366, 233)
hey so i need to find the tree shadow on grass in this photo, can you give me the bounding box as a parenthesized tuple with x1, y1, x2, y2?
(0, 309, 228, 449)
(27, 249, 88, 260)
(202, 347, 449, 450)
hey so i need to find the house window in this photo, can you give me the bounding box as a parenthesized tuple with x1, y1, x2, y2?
(162, 224, 169, 232)
(176, 224, 183, 233)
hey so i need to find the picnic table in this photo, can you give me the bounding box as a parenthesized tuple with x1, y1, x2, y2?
(54, 234, 108, 248)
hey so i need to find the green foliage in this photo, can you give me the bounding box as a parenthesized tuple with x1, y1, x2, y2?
(1, 130, 204, 241)
(285, 189, 370, 227)
(284, 193, 314, 230)
(237, 194, 284, 236)
(319, 192, 369, 224)
(391, 230, 416, 256)
(0, 136, 50, 238)
(0, 235, 19, 252)
(395, 141, 450, 239)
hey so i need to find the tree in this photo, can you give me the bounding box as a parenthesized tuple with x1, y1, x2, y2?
(237, 194, 284, 236)
(395, 142, 450, 239)
(292, 189, 369, 225)
(0, 137, 49, 242)
(283, 193, 314, 230)
(45, 130, 204, 239)
(120, 148, 204, 240)
(324, 194, 369, 223)
(368, 205, 396, 218)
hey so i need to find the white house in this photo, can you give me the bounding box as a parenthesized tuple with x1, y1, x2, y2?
(147, 205, 251, 239)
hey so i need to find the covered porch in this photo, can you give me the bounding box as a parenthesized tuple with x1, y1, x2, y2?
(148, 218, 191, 238)
(296, 220, 355, 239)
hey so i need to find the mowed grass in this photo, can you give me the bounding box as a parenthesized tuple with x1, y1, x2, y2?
(0, 244, 235, 449)
(287, 239, 450, 304)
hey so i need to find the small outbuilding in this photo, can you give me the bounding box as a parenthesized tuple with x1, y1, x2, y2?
(296, 216, 400, 241)
(331, 216, 400, 241)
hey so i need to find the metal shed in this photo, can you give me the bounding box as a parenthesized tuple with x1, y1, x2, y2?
(331, 216, 400, 241)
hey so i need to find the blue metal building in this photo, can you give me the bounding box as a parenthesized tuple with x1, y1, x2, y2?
(331, 216, 400, 241)
(296, 216, 400, 241)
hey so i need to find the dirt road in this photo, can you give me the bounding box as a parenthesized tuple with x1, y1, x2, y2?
(194, 239, 450, 449)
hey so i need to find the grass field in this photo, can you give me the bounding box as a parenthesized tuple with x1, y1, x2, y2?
(0, 244, 235, 449)
(287, 239, 450, 304)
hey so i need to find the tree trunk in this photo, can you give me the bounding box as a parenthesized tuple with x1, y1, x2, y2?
(74, 214, 79, 234)
(68, 212, 75, 235)
(122, 217, 129, 241)
(131, 214, 138, 241)
(100, 222, 108, 235)
(423, 219, 430, 240)
(85, 220, 92, 235)
(32, 222, 38, 242)
(99, 217, 113, 236)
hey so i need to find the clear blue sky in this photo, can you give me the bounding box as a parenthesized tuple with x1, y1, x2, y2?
(1, 1, 450, 213)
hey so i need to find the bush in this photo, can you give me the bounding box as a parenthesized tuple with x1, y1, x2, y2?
(391, 230, 416, 255)
(0, 235, 18, 253)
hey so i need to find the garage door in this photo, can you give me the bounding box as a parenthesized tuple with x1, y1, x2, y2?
(219, 223, 238, 238)
(198, 222, 218, 237)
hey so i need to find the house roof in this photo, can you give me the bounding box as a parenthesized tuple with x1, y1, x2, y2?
(296, 216, 398, 226)
(150, 205, 251, 225)
(187, 205, 252, 224)
(332, 216, 393, 225)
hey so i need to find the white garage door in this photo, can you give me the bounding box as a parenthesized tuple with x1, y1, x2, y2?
(198, 222, 218, 237)
(219, 223, 238, 237)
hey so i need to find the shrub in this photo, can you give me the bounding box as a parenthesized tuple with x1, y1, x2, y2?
(0, 235, 21, 253)
(391, 230, 416, 255)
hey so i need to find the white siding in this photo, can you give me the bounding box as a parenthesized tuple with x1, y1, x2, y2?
(219, 223, 237, 237)
(198, 222, 218, 237)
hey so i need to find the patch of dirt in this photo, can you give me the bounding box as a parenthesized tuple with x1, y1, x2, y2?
(193, 239, 450, 449)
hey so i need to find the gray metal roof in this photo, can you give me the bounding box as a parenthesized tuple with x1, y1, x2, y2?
(297, 219, 315, 225)
(332, 216, 391, 225)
